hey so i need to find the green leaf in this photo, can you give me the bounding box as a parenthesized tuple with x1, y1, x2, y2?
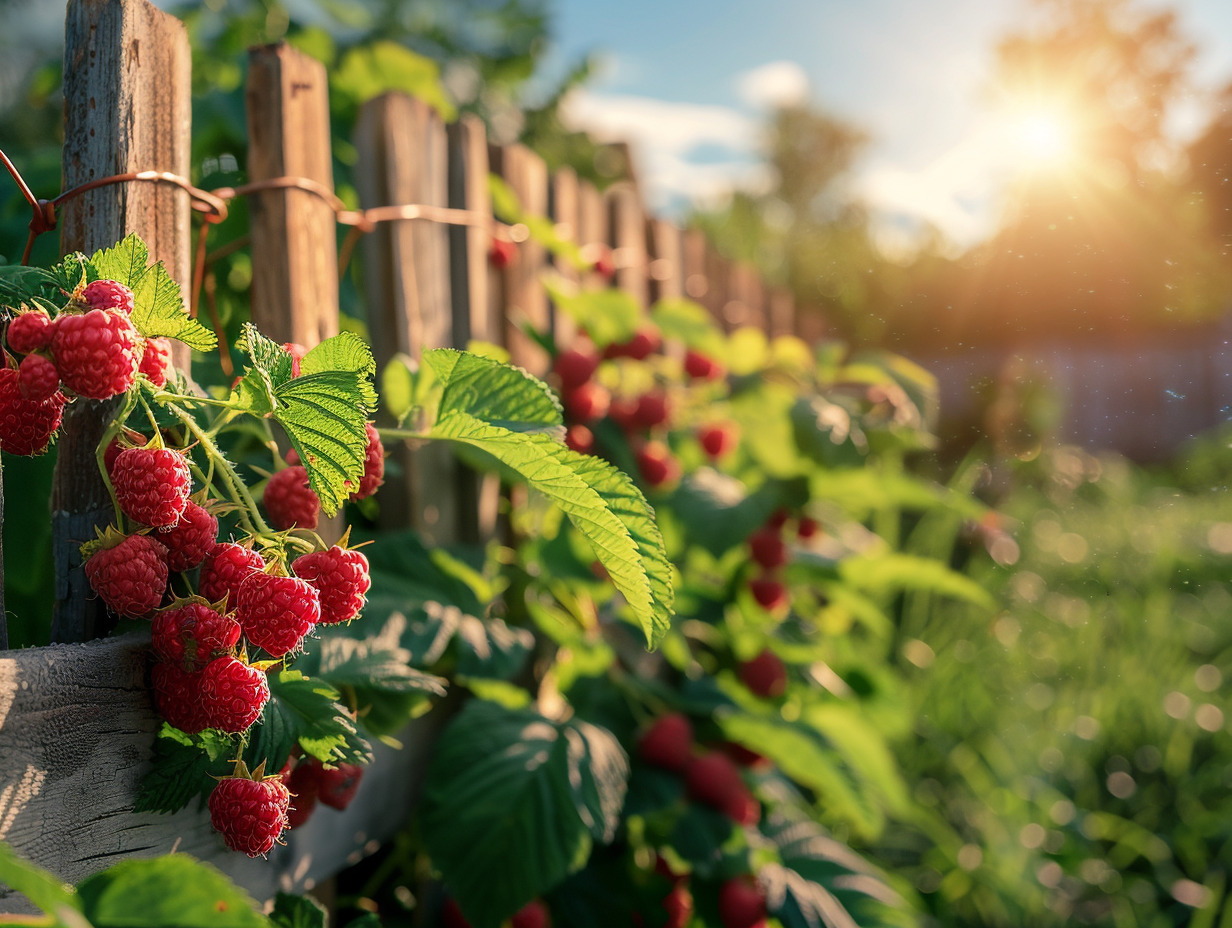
(425, 348, 562, 432)
(0, 843, 84, 925)
(488, 174, 523, 223)
(332, 41, 456, 121)
(239, 323, 295, 387)
(379, 352, 419, 425)
(253, 671, 374, 767)
(421, 701, 629, 928)
(89, 234, 216, 351)
(274, 372, 370, 516)
(299, 332, 378, 410)
(650, 297, 723, 353)
(77, 856, 268, 927)
(403, 603, 535, 680)
(838, 552, 996, 609)
(134, 727, 235, 815)
(270, 893, 327, 928)
(313, 640, 447, 737)
(428, 413, 673, 647)
(543, 284, 641, 349)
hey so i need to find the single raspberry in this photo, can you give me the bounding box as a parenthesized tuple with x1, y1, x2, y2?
(199, 543, 265, 607)
(487, 236, 516, 269)
(718, 877, 766, 928)
(264, 465, 320, 531)
(80, 279, 135, 315)
(603, 326, 661, 360)
(293, 545, 371, 625)
(208, 761, 291, 857)
(685, 752, 759, 825)
(151, 600, 241, 670)
(562, 380, 609, 423)
(637, 713, 693, 772)
(565, 424, 594, 455)
(151, 661, 208, 733)
(83, 530, 168, 616)
(590, 245, 616, 280)
(235, 571, 320, 658)
(699, 422, 738, 459)
(684, 349, 724, 381)
(636, 441, 680, 488)
(797, 515, 819, 539)
(749, 576, 789, 613)
(608, 395, 641, 433)
(17, 353, 59, 402)
(347, 422, 385, 501)
(510, 900, 550, 928)
(199, 654, 270, 732)
(284, 761, 319, 829)
(283, 342, 308, 378)
(6, 309, 53, 353)
(305, 759, 364, 810)
(553, 343, 599, 389)
(662, 882, 693, 928)
(0, 367, 64, 456)
(739, 649, 788, 698)
(138, 336, 172, 387)
(49, 308, 141, 398)
(111, 446, 192, 528)
(748, 528, 788, 570)
(633, 391, 670, 430)
(161, 501, 219, 572)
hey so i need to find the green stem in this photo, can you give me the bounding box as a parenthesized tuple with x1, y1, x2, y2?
(96, 390, 140, 532)
(152, 389, 236, 410)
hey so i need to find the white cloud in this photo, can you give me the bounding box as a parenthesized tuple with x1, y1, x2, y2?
(734, 61, 810, 110)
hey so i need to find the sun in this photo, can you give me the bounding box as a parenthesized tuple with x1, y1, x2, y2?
(1013, 111, 1072, 164)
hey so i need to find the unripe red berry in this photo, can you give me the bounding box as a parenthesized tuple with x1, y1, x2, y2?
(637, 713, 693, 772)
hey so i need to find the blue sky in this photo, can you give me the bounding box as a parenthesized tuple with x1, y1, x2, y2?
(536, 0, 1232, 251)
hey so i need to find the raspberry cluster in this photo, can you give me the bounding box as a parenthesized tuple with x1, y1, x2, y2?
(278, 754, 365, 831)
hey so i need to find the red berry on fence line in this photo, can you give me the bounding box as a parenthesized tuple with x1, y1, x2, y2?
(199, 542, 265, 607)
(293, 545, 371, 626)
(199, 654, 270, 733)
(235, 571, 320, 658)
(5, 309, 53, 353)
(264, 465, 321, 531)
(347, 421, 385, 501)
(83, 530, 168, 617)
(0, 366, 64, 456)
(151, 599, 241, 671)
(80, 279, 135, 315)
(138, 336, 172, 388)
(49, 307, 141, 399)
(161, 501, 219, 572)
(487, 236, 517, 269)
(111, 446, 192, 528)
(208, 762, 291, 857)
(17, 353, 60, 402)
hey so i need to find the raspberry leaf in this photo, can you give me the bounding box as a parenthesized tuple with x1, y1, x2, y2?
(89, 233, 217, 351)
(274, 372, 370, 515)
(270, 892, 329, 928)
(425, 348, 562, 433)
(299, 332, 378, 409)
(133, 727, 235, 815)
(421, 700, 628, 928)
(0, 843, 83, 923)
(252, 670, 373, 767)
(76, 856, 267, 928)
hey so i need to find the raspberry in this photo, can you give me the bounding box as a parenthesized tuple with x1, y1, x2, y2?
(293, 545, 371, 625)
(797, 515, 819, 539)
(306, 759, 364, 810)
(749, 576, 789, 613)
(264, 465, 320, 531)
(347, 422, 385, 501)
(80, 279, 135, 315)
(83, 530, 168, 616)
(565, 424, 594, 455)
(284, 761, 319, 829)
(765, 509, 789, 531)
(199, 543, 265, 607)
(161, 501, 219, 572)
(487, 236, 516, 269)
(699, 422, 738, 459)
(739, 649, 788, 698)
(0, 367, 64, 456)
(151, 600, 241, 670)
(563, 381, 609, 423)
(283, 342, 308, 378)
(590, 246, 616, 280)
(637, 713, 693, 772)
(633, 391, 670, 430)
(636, 441, 680, 488)
(199, 655, 270, 732)
(49, 308, 141, 398)
(17, 353, 60, 402)
(608, 396, 641, 433)
(748, 528, 788, 570)
(151, 661, 208, 733)
(718, 877, 766, 928)
(684, 349, 724, 381)
(553, 344, 599, 389)
(6, 309, 53, 353)
(138, 337, 172, 387)
(235, 571, 320, 657)
(510, 900, 550, 928)
(624, 326, 661, 360)
(208, 762, 291, 857)
(662, 883, 693, 928)
(111, 446, 192, 528)
(685, 752, 759, 825)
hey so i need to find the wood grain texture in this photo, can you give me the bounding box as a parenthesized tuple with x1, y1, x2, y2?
(646, 219, 682, 304)
(605, 182, 649, 307)
(548, 166, 579, 346)
(245, 43, 339, 348)
(0, 633, 449, 914)
(680, 227, 711, 308)
(490, 144, 549, 375)
(54, 0, 192, 644)
(726, 262, 765, 332)
(575, 180, 607, 294)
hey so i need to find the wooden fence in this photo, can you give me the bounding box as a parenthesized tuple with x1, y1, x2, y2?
(0, 0, 821, 912)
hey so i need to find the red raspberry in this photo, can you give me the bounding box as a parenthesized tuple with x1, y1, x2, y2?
(49, 308, 141, 398)
(608, 395, 641, 433)
(718, 877, 766, 928)
(151, 661, 208, 733)
(83, 531, 168, 616)
(199, 654, 270, 732)
(765, 509, 789, 531)
(80, 279, 135, 315)
(590, 245, 616, 280)
(347, 422, 385, 501)
(264, 465, 320, 531)
(633, 391, 670, 429)
(553, 344, 599, 389)
(637, 713, 693, 772)
(796, 515, 819, 539)
(699, 422, 738, 459)
(662, 883, 693, 928)
(306, 759, 364, 810)
(636, 441, 680, 488)
(111, 446, 192, 528)
(749, 576, 789, 613)
(283, 761, 319, 829)
(199, 542, 265, 606)
(685, 752, 759, 825)
(235, 571, 320, 657)
(138, 337, 172, 387)
(748, 528, 788, 570)
(17, 353, 60, 402)
(208, 763, 291, 857)
(161, 501, 219, 572)
(487, 236, 516, 269)
(293, 545, 371, 625)
(562, 381, 609, 423)
(6, 309, 53, 353)
(564, 424, 594, 455)
(510, 900, 550, 928)
(0, 367, 64, 456)
(739, 649, 788, 698)
(283, 342, 308, 378)
(151, 600, 241, 670)
(442, 898, 473, 928)
(603, 326, 661, 360)
(684, 349, 724, 381)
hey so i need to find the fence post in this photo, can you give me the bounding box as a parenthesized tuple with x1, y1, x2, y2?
(796, 304, 827, 344)
(549, 166, 579, 346)
(576, 179, 607, 293)
(53, 0, 192, 643)
(606, 182, 649, 306)
(726, 261, 765, 332)
(647, 219, 683, 304)
(767, 286, 796, 339)
(355, 93, 461, 545)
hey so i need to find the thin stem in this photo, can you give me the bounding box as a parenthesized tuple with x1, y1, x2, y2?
(96, 390, 140, 533)
(152, 389, 236, 410)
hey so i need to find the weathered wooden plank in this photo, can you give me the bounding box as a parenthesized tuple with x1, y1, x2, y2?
(767, 286, 796, 339)
(54, 0, 192, 644)
(605, 182, 649, 307)
(245, 43, 339, 348)
(490, 144, 550, 375)
(548, 166, 579, 346)
(575, 179, 607, 292)
(0, 633, 449, 914)
(680, 227, 712, 309)
(725, 261, 765, 331)
(646, 218, 683, 304)
(355, 93, 461, 546)
(704, 245, 732, 330)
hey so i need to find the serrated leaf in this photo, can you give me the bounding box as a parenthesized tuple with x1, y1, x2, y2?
(258, 670, 373, 766)
(0, 842, 84, 924)
(90, 234, 216, 351)
(274, 373, 370, 516)
(134, 729, 233, 815)
(544, 285, 641, 349)
(270, 892, 328, 928)
(428, 412, 672, 647)
(838, 552, 995, 609)
(425, 348, 562, 432)
(240, 323, 295, 388)
(421, 701, 629, 928)
(77, 856, 268, 927)
(650, 297, 723, 353)
(299, 332, 378, 410)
